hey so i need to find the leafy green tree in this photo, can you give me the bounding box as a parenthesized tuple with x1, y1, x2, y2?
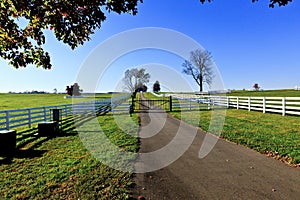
(199, 0, 292, 8)
(0, 0, 291, 69)
(153, 80, 161, 93)
(137, 84, 147, 92)
(0, 0, 142, 69)
(253, 83, 260, 91)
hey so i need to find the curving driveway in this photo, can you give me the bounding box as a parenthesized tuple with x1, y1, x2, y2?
(133, 94, 300, 199)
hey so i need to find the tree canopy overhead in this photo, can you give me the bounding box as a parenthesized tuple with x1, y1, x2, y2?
(0, 0, 292, 69)
(0, 0, 142, 69)
(199, 0, 292, 8)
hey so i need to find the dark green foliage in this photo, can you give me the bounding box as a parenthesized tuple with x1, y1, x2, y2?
(0, 0, 142, 69)
(252, 0, 292, 8)
(200, 0, 292, 8)
(153, 80, 161, 93)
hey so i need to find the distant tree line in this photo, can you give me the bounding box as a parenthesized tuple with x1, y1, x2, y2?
(8, 91, 50, 94)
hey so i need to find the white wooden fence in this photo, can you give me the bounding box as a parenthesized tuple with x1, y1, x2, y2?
(172, 94, 300, 116)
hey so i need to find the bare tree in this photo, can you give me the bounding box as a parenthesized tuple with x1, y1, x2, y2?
(182, 49, 214, 92)
(123, 68, 150, 92)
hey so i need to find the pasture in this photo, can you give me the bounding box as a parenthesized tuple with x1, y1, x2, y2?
(0, 93, 114, 110)
(0, 93, 138, 199)
(143, 91, 300, 164)
(229, 89, 300, 97)
(163, 89, 300, 97)
(1, 90, 300, 199)
(170, 109, 300, 165)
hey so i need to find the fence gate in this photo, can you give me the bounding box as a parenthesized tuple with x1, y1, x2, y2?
(132, 96, 172, 112)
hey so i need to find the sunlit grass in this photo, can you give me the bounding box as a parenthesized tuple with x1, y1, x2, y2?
(0, 93, 114, 110)
(171, 109, 300, 165)
(0, 113, 139, 199)
(229, 89, 300, 97)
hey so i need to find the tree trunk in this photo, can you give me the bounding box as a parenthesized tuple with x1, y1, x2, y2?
(199, 75, 203, 92)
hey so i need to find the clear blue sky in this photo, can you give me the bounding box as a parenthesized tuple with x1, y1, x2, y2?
(1, 0, 300, 93)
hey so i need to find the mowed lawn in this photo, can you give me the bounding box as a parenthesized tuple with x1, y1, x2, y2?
(170, 108, 300, 166)
(1, 91, 300, 198)
(146, 91, 300, 165)
(0, 93, 114, 110)
(0, 93, 72, 110)
(229, 89, 300, 97)
(0, 113, 139, 199)
(145, 91, 300, 166)
(215, 90, 300, 165)
(0, 93, 138, 199)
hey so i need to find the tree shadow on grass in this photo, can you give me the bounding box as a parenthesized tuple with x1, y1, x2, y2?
(0, 113, 103, 165)
(0, 149, 48, 164)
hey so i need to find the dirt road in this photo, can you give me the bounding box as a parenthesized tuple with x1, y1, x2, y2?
(133, 96, 300, 199)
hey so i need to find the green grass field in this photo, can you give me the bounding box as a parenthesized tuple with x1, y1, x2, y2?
(0, 93, 70, 110)
(0, 93, 138, 199)
(1, 91, 300, 199)
(162, 89, 300, 97)
(142, 92, 300, 166)
(170, 106, 300, 166)
(0, 113, 139, 199)
(1, 90, 299, 111)
(228, 89, 300, 97)
(0, 93, 115, 110)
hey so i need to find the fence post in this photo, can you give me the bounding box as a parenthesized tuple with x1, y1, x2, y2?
(190, 98, 192, 110)
(237, 97, 239, 110)
(263, 97, 266, 113)
(248, 97, 251, 111)
(43, 107, 47, 121)
(5, 111, 9, 130)
(64, 105, 67, 116)
(131, 96, 135, 112)
(67, 104, 71, 113)
(28, 109, 31, 128)
(282, 97, 286, 116)
(169, 96, 172, 112)
(227, 97, 230, 108)
(111, 101, 114, 114)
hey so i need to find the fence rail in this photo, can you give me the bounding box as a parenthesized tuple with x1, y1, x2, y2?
(172, 94, 300, 116)
(172, 97, 210, 111)
(0, 94, 131, 131)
